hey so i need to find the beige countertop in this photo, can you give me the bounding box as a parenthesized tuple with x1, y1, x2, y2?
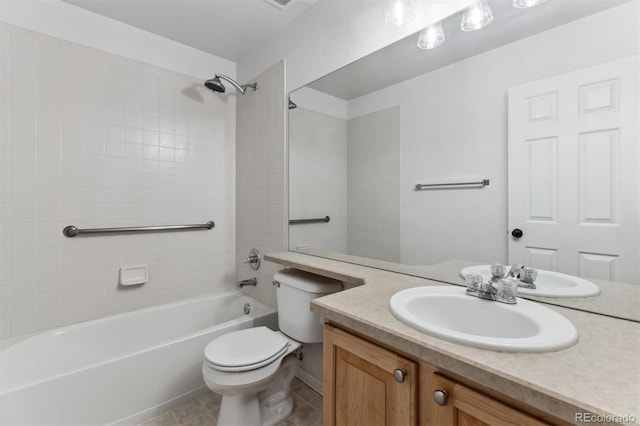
(291, 250, 640, 322)
(266, 251, 640, 426)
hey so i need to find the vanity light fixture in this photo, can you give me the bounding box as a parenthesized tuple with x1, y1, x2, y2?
(460, 0, 493, 32)
(384, 0, 414, 26)
(417, 21, 445, 50)
(513, 0, 547, 8)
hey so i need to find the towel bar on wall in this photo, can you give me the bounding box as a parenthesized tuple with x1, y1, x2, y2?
(414, 179, 490, 190)
(289, 216, 331, 225)
(63, 221, 215, 237)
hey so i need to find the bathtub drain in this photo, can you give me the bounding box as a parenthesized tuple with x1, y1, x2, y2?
(243, 303, 251, 315)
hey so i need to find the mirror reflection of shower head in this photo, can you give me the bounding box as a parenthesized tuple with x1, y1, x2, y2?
(288, 97, 297, 110)
(204, 74, 257, 95)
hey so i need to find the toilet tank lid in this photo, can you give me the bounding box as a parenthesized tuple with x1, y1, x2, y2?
(274, 269, 343, 294)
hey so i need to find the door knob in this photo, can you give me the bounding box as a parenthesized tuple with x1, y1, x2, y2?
(511, 228, 523, 238)
(393, 369, 407, 383)
(433, 389, 449, 406)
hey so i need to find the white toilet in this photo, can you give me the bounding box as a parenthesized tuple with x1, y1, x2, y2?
(202, 269, 343, 426)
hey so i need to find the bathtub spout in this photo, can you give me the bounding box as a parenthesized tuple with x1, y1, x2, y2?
(237, 277, 257, 288)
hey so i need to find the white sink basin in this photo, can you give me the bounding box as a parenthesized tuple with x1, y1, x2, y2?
(389, 286, 578, 352)
(459, 266, 600, 298)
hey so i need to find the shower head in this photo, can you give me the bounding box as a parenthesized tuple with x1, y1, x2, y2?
(288, 97, 297, 110)
(204, 77, 226, 93)
(204, 74, 257, 95)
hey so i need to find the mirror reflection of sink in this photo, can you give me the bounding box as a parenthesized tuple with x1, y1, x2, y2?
(389, 286, 578, 352)
(459, 266, 600, 298)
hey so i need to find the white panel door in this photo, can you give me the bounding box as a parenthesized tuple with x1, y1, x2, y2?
(508, 57, 639, 284)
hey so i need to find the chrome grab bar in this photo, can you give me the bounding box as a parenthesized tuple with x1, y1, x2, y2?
(63, 221, 215, 237)
(414, 179, 489, 190)
(288, 216, 331, 225)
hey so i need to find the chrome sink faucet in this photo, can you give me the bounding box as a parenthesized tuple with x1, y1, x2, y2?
(465, 264, 517, 304)
(508, 263, 524, 278)
(508, 263, 538, 289)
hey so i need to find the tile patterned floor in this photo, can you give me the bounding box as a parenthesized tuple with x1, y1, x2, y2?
(142, 378, 322, 426)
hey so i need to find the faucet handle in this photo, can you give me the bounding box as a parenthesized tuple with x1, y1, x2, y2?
(464, 274, 483, 294)
(496, 279, 518, 303)
(520, 267, 537, 284)
(242, 248, 261, 270)
(490, 263, 507, 278)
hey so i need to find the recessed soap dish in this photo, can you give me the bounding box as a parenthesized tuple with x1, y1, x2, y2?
(120, 265, 149, 286)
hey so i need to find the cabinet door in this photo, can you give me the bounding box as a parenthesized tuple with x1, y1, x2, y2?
(429, 374, 550, 426)
(323, 324, 417, 426)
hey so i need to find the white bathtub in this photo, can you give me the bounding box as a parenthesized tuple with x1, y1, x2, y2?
(0, 293, 277, 426)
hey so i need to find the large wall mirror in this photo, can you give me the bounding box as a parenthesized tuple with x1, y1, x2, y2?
(288, 0, 639, 321)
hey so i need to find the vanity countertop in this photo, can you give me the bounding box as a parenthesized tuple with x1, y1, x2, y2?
(265, 251, 640, 426)
(288, 251, 640, 322)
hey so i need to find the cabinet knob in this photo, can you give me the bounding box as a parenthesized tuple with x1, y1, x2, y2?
(393, 369, 407, 383)
(433, 390, 449, 406)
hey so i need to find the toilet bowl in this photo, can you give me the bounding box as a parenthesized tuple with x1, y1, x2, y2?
(202, 327, 302, 426)
(202, 269, 343, 426)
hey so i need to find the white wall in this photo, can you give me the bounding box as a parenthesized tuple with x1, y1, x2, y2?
(0, 22, 237, 338)
(0, 3, 238, 338)
(289, 107, 347, 254)
(292, 87, 348, 120)
(343, 2, 639, 266)
(237, 0, 477, 93)
(347, 107, 400, 262)
(0, 0, 235, 80)
(236, 61, 286, 308)
(235, 1, 476, 289)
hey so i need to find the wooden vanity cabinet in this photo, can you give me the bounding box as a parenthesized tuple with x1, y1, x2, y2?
(323, 323, 418, 426)
(424, 372, 549, 426)
(324, 323, 563, 426)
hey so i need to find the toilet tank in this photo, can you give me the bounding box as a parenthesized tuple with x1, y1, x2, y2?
(274, 269, 343, 344)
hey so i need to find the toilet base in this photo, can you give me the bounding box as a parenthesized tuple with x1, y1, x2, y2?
(215, 354, 299, 426)
(218, 393, 261, 426)
(261, 395, 294, 426)
(217, 394, 293, 426)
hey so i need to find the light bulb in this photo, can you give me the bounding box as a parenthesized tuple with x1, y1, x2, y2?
(384, 0, 415, 26)
(461, 0, 493, 32)
(417, 22, 445, 50)
(513, 0, 547, 8)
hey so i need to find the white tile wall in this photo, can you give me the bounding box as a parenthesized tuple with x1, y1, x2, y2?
(288, 107, 347, 254)
(236, 61, 286, 308)
(0, 24, 236, 338)
(347, 107, 400, 262)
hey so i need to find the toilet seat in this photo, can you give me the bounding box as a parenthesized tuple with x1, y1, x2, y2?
(202, 330, 301, 393)
(204, 327, 291, 372)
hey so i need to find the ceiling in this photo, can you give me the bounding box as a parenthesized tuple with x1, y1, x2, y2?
(62, 0, 319, 61)
(307, 0, 633, 100)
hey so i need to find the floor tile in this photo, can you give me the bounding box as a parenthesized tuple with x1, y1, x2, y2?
(148, 378, 322, 426)
(171, 399, 209, 424)
(142, 411, 179, 426)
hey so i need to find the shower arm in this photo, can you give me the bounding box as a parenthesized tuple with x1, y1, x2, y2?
(216, 74, 257, 92)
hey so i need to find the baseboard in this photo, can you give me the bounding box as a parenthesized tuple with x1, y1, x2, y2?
(296, 368, 323, 395)
(108, 386, 210, 426)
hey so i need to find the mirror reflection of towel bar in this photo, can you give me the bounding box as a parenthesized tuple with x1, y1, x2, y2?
(414, 179, 489, 190)
(289, 216, 331, 225)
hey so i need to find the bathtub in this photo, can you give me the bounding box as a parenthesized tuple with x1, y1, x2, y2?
(0, 293, 277, 426)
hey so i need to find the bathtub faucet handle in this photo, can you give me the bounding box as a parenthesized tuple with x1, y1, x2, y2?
(242, 248, 261, 270)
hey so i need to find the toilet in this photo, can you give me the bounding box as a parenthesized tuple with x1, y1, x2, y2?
(202, 269, 343, 426)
